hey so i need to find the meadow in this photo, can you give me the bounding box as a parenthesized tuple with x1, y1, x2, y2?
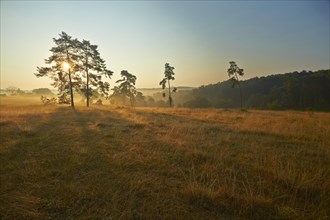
(0, 96, 329, 219)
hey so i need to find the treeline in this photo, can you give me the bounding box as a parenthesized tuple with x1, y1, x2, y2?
(1, 87, 54, 97)
(181, 69, 330, 111)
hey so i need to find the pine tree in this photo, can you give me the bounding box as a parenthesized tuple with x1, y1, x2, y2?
(78, 40, 113, 107)
(112, 70, 137, 106)
(35, 32, 81, 108)
(160, 63, 176, 107)
(35, 32, 112, 108)
(227, 61, 245, 109)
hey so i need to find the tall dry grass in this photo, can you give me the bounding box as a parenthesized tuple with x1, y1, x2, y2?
(0, 97, 329, 219)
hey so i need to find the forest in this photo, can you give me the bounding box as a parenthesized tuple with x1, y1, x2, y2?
(175, 69, 330, 111)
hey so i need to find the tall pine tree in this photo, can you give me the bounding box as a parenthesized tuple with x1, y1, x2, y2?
(227, 61, 245, 109)
(78, 40, 113, 107)
(160, 63, 176, 107)
(35, 32, 81, 108)
(112, 70, 137, 106)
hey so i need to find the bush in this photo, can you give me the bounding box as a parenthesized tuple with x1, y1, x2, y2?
(40, 96, 57, 105)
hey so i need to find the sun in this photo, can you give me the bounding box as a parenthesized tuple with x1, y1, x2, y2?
(63, 62, 70, 70)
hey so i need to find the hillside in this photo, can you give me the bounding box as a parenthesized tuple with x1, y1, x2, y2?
(182, 69, 330, 111)
(0, 98, 329, 219)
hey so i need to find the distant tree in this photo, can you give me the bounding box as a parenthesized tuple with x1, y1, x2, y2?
(146, 96, 156, 107)
(160, 63, 177, 107)
(227, 61, 244, 109)
(35, 32, 81, 109)
(135, 91, 146, 106)
(112, 70, 137, 106)
(16, 88, 25, 96)
(77, 40, 113, 107)
(5, 87, 26, 96)
(6, 86, 18, 95)
(32, 88, 54, 96)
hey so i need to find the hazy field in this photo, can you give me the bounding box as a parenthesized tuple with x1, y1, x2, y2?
(0, 96, 329, 219)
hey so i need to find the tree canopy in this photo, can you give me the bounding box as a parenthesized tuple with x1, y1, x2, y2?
(111, 70, 137, 106)
(35, 32, 112, 108)
(160, 63, 176, 107)
(227, 61, 244, 109)
(78, 40, 113, 107)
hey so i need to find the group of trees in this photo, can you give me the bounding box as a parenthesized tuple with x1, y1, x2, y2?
(109, 63, 178, 107)
(3, 86, 26, 96)
(35, 32, 178, 108)
(1, 87, 55, 97)
(35, 32, 113, 108)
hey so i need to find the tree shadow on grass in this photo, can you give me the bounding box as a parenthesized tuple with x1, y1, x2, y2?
(1, 107, 206, 219)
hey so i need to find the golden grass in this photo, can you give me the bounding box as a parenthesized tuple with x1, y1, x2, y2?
(0, 97, 329, 219)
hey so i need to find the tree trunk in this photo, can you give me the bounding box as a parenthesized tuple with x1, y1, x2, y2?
(168, 79, 172, 107)
(65, 46, 74, 109)
(86, 69, 89, 107)
(86, 56, 89, 107)
(130, 95, 134, 107)
(238, 83, 243, 110)
(68, 68, 75, 108)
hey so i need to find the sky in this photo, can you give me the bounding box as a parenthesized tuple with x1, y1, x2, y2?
(1, 0, 329, 90)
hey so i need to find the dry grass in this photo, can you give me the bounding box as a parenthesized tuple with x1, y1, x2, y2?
(0, 97, 329, 219)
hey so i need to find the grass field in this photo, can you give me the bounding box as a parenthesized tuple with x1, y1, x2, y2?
(0, 96, 329, 219)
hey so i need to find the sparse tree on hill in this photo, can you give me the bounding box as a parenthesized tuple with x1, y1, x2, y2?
(227, 61, 244, 109)
(77, 40, 113, 107)
(160, 63, 177, 107)
(112, 70, 137, 106)
(35, 32, 81, 109)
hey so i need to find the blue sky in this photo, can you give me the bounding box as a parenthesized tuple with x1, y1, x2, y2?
(1, 0, 329, 89)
